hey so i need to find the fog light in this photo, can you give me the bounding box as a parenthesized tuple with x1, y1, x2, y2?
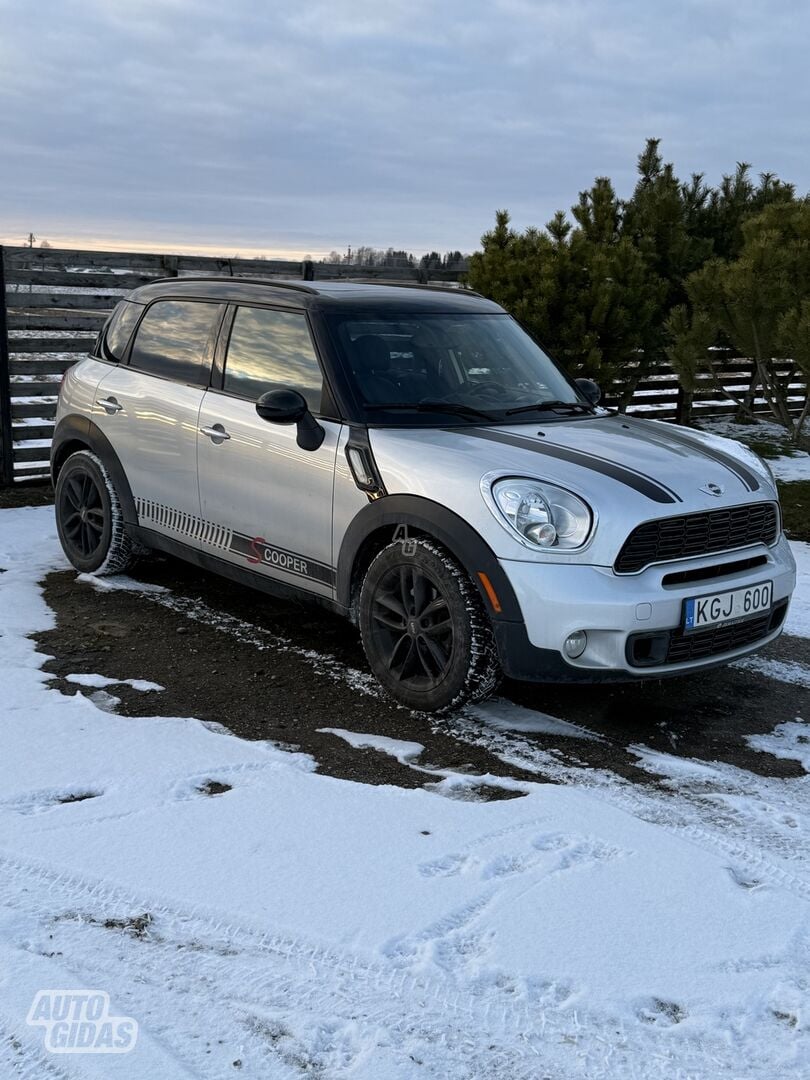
(564, 631, 587, 658)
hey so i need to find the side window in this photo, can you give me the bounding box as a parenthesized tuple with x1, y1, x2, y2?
(129, 300, 220, 386)
(97, 300, 143, 363)
(223, 306, 324, 412)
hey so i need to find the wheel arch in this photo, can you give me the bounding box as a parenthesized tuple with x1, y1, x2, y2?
(51, 416, 138, 525)
(336, 494, 524, 625)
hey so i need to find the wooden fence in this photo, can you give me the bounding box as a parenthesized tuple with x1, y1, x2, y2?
(0, 244, 464, 484)
(0, 244, 806, 484)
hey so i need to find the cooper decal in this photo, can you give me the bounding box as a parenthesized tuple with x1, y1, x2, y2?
(230, 533, 335, 586)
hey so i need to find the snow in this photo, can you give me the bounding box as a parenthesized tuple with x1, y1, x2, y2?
(469, 699, 601, 741)
(699, 418, 810, 482)
(771, 455, 810, 483)
(748, 722, 810, 771)
(76, 572, 169, 593)
(320, 728, 426, 765)
(65, 673, 165, 692)
(1, 505, 809, 1078)
(787, 541, 810, 638)
(734, 654, 810, 688)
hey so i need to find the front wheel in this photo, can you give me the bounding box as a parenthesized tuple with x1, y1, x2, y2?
(55, 449, 136, 575)
(358, 538, 501, 712)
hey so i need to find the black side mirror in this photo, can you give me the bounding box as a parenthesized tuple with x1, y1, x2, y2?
(255, 389, 325, 451)
(575, 378, 602, 405)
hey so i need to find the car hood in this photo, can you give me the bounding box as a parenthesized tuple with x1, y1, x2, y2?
(368, 413, 778, 563)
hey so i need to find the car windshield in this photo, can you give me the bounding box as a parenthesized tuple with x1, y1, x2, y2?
(327, 312, 588, 423)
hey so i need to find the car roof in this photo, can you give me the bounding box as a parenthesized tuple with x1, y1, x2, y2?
(127, 277, 505, 314)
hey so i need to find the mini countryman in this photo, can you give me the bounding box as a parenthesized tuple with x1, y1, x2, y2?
(52, 279, 797, 711)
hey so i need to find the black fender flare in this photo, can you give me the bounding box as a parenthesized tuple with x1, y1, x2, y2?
(51, 415, 138, 525)
(335, 493, 524, 624)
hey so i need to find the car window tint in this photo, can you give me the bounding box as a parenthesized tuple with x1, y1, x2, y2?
(129, 300, 219, 385)
(100, 300, 143, 363)
(223, 306, 323, 412)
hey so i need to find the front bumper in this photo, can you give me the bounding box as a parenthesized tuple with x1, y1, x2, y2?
(496, 534, 797, 682)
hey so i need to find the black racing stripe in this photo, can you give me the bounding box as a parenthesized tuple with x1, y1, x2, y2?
(229, 533, 335, 586)
(638, 423, 760, 492)
(465, 428, 681, 504)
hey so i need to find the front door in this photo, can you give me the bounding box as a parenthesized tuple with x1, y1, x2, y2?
(197, 304, 339, 599)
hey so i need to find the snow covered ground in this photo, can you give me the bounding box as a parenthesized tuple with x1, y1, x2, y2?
(1, 506, 809, 1079)
(700, 418, 810, 483)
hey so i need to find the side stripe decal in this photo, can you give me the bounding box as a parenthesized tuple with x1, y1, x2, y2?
(134, 497, 334, 586)
(463, 428, 681, 504)
(136, 497, 233, 552)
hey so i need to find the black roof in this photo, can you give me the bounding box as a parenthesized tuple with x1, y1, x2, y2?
(127, 277, 505, 314)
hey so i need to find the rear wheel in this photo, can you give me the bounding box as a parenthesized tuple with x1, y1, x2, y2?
(358, 538, 501, 712)
(55, 450, 136, 575)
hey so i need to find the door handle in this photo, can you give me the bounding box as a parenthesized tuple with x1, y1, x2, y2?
(200, 424, 231, 442)
(97, 396, 123, 414)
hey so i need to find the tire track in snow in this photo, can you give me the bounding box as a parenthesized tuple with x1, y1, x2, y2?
(0, 850, 585, 1078)
(0, 1020, 83, 1080)
(0, 848, 785, 1080)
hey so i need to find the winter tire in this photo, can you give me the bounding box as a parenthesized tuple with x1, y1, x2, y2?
(55, 450, 136, 575)
(359, 538, 501, 712)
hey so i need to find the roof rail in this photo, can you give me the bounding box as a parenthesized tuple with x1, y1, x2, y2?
(143, 275, 320, 295)
(341, 278, 482, 298)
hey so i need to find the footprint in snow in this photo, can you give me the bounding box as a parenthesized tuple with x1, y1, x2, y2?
(726, 865, 765, 890)
(637, 998, 688, 1026)
(0, 788, 103, 815)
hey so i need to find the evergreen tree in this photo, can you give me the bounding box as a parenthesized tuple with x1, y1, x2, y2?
(679, 200, 810, 440)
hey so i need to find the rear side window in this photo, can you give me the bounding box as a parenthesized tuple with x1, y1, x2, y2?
(98, 300, 143, 363)
(129, 300, 220, 386)
(223, 306, 323, 411)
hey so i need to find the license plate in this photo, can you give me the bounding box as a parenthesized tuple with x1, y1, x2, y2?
(683, 581, 773, 632)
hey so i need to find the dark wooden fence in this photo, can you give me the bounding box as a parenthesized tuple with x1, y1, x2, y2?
(0, 245, 464, 484)
(0, 244, 806, 485)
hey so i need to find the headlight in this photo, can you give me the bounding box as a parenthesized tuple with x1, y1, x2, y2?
(486, 477, 593, 550)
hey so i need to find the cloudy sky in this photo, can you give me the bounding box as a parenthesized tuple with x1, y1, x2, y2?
(1, 0, 807, 258)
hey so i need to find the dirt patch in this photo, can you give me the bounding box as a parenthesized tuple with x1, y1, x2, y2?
(779, 480, 810, 543)
(198, 780, 233, 797)
(32, 550, 809, 792)
(37, 565, 548, 795)
(103, 912, 154, 937)
(0, 482, 53, 509)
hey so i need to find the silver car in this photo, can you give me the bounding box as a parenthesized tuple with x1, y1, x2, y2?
(52, 278, 797, 711)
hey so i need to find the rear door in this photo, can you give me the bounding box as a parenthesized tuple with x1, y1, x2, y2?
(196, 304, 339, 599)
(93, 298, 224, 547)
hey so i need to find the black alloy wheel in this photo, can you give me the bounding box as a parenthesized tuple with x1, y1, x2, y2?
(55, 450, 135, 575)
(58, 469, 107, 562)
(359, 538, 501, 712)
(370, 563, 454, 690)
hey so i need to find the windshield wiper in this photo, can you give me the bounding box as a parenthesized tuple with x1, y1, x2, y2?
(505, 400, 596, 417)
(362, 401, 496, 421)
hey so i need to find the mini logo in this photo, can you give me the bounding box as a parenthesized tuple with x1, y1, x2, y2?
(700, 482, 724, 497)
(27, 990, 138, 1054)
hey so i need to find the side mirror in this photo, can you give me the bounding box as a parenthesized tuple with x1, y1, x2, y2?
(255, 388, 325, 451)
(575, 378, 601, 405)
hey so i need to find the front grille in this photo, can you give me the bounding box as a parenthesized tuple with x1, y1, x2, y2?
(627, 601, 788, 667)
(615, 503, 778, 574)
